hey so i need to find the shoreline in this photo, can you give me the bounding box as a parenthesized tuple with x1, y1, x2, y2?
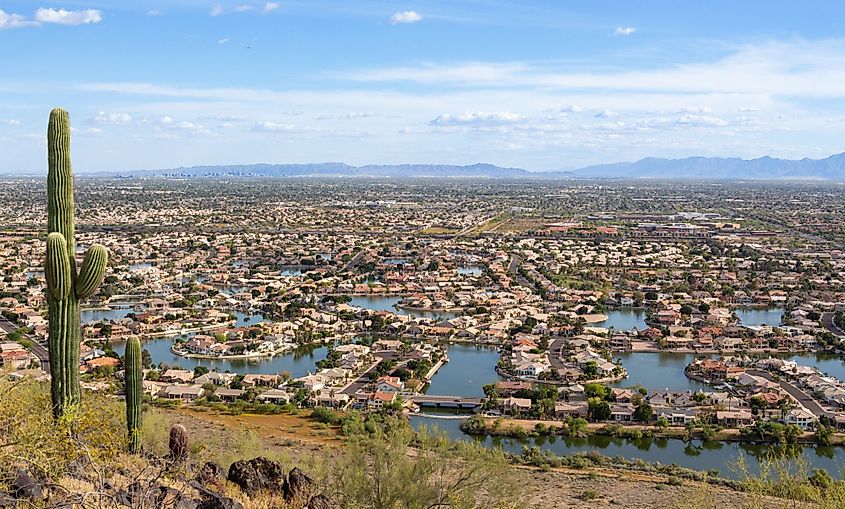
(170, 344, 292, 360)
(458, 416, 845, 446)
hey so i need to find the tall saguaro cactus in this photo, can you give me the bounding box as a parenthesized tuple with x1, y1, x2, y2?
(45, 108, 108, 418)
(124, 336, 142, 453)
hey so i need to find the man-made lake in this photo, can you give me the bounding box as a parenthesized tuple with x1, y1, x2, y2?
(280, 266, 304, 276)
(735, 307, 783, 326)
(234, 311, 265, 326)
(597, 309, 648, 331)
(424, 344, 503, 397)
(350, 295, 459, 320)
(81, 306, 135, 324)
(409, 415, 845, 480)
(112, 335, 327, 377)
(612, 351, 845, 392)
(611, 352, 711, 391)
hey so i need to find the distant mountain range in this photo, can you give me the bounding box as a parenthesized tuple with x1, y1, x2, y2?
(140, 162, 575, 179)
(574, 153, 845, 180)
(12, 152, 845, 180)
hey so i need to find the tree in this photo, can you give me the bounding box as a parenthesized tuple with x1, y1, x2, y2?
(588, 398, 611, 421)
(194, 366, 209, 378)
(141, 349, 153, 369)
(633, 402, 653, 423)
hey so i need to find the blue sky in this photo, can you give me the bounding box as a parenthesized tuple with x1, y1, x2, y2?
(4, 1, 845, 172)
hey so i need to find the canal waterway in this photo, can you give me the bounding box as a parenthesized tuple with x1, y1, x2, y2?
(597, 309, 648, 331)
(409, 415, 845, 480)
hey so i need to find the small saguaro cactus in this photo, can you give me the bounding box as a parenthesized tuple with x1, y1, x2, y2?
(169, 423, 189, 463)
(45, 108, 109, 418)
(124, 336, 142, 453)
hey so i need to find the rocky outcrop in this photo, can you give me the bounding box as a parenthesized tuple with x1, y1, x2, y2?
(227, 457, 287, 495)
(306, 494, 334, 509)
(283, 467, 314, 507)
(196, 461, 226, 488)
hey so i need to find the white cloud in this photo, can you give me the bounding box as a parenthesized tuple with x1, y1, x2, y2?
(1, 119, 21, 126)
(35, 8, 102, 26)
(431, 111, 524, 126)
(210, 4, 224, 16)
(0, 9, 37, 29)
(595, 109, 618, 118)
(675, 114, 729, 127)
(146, 10, 161, 16)
(252, 121, 297, 132)
(560, 104, 584, 113)
(234, 4, 253, 12)
(263, 2, 280, 14)
(93, 112, 132, 125)
(614, 26, 636, 36)
(341, 41, 845, 99)
(218, 38, 230, 45)
(390, 11, 422, 25)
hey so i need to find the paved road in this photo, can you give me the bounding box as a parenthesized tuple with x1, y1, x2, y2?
(821, 312, 845, 337)
(749, 369, 834, 419)
(340, 359, 382, 395)
(0, 316, 50, 370)
(548, 338, 567, 370)
(340, 251, 365, 273)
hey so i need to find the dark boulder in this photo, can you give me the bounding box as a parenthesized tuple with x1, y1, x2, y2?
(306, 494, 334, 509)
(227, 457, 286, 496)
(12, 469, 43, 500)
(283, 467, 314, 508)
(196, 491, 244, 509)
(196, 461, 226, 488)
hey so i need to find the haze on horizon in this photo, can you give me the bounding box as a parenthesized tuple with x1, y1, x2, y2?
(3, 0, 845, 173)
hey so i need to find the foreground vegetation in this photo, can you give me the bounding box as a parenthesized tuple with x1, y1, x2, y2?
(0, 376, 523, 508)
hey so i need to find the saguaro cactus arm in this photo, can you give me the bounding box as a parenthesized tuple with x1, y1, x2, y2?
(76, 244, 108, 299)
(45, 232, 72, 300)
(125, 336, 142, 453)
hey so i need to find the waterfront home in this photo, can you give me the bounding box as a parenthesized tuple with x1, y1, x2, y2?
(161, 369, 195, 383)
(495, 381, 533, 396)
(367, 391, 397, 410)
(611, 388, 636, 403)
(498, 397, 532, 415)
(242, 373, 281, 387)
(316, 392, 350, 409)
(715, 410, 754, 427)
(256, 389, 291, 404)
(159, 384, 204, 401)
(656, 408, 697, 425)
(375, 376, 404, 393)
(194, 371, 236, 386)
(142, 380, 167, 397)
(214, 388, 245, 402)
(554, 401, 588, 419)
(610, 404, 635, 422)
(82, 356, 119, 373)
(784, 408, 818, 430)
(372, 339, 403, 351)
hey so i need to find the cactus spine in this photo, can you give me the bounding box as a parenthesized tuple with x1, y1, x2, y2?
(124, 336, 142, 453)
(45, 108, 109, 418)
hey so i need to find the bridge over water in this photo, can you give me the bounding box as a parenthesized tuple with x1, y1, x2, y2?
(409, 395, 483, 410)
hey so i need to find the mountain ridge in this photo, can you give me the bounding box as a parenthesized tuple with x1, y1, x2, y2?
(7, 153, 845, 179)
